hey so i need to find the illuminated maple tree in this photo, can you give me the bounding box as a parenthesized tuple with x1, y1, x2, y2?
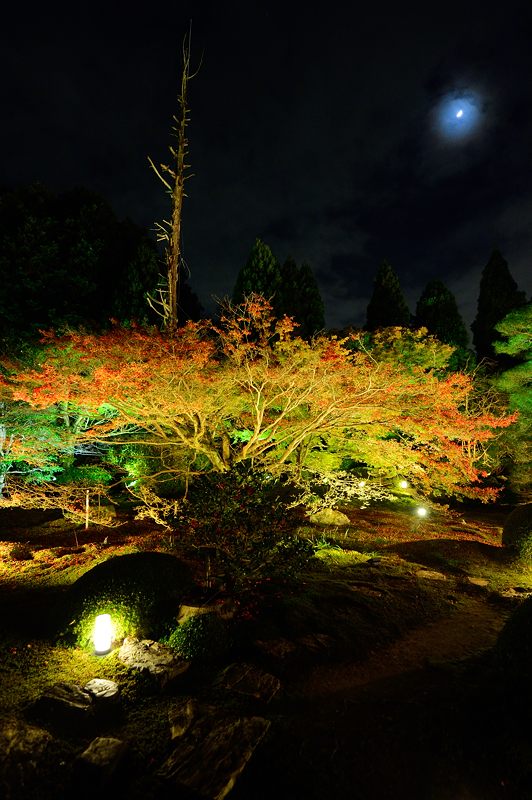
(1, 297, 516, 503)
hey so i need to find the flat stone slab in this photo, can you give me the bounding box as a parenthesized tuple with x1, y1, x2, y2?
(466, 576, 489, 587)
(158, 710, 270, 800)
(216, 663, 281, 704)
(84, 678, 120, 702)
(416, 569, 447, 581)
(118, 637, 190, 688)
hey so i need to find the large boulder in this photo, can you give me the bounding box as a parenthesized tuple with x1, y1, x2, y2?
(62, 551, 196, 648)
(308, 508, 350, 527)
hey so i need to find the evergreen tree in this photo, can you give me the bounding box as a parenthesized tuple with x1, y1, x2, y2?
(415, 280, 468, 347)
(366, 260, 410, 330)
(233, 238, 281, 304)
(415, 279, 470, 369)
(277, 258, 325, 338)
(471, 249, 526, 363)
(494, 303, 532, 501)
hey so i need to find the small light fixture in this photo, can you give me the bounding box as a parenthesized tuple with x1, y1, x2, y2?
(416, 507, 428, 518)
(93, 614, 113, 654)
(399, 479, 409, 489)
(358, 480, 366, 488)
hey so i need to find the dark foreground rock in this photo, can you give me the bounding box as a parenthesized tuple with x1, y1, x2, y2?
(158, 702, 270, 799)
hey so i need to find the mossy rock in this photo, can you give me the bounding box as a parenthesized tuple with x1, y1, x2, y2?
(502, 503, 532, 558)
(61, 551, 195, 649)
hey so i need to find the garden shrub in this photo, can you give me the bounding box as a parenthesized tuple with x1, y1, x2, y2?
(166, 612, 232, 662)
(61, 551, 196, 649)
(502, 503, 532, 559)
(175, 467, 314, 588)
(9, 543, 33, 560)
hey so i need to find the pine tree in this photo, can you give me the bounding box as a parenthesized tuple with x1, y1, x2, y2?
(471, 249, 526, 363)
(277, 258, 325, 338)
(366, 261, 410, 330)
(233, 239, 282, 304)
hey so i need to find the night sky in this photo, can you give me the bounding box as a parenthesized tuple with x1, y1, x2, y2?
(2, 1, 531, 334)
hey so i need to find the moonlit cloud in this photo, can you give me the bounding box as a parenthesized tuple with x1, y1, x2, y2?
(435, 91, 483, 141)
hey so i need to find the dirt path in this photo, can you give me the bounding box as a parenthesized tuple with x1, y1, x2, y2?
(234, 590, 516, 800)
(299, 593, 510, 697)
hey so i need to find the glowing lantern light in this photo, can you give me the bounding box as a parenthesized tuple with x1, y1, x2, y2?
(93, 614, 113, 654)
(416, 507, 428, 518)
(358, 480, 366, 488)
(399, 480, 409, 489)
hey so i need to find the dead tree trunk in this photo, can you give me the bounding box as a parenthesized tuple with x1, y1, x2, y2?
(148, 30, 197, 333)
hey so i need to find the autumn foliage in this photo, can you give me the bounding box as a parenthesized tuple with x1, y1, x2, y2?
(1, 296, 516, 503)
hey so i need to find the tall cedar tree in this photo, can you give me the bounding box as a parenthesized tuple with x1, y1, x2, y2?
(277, 257, 325, 338)
(415, 280, 468, 348)
(494, 303, 532, 500)
(366, 261, 411, 330)
(415, 280, 470, 369)
(233, 239, 282, 305)
(471, 249, 526, 363)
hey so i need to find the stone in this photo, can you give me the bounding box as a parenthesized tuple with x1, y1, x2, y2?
(84, 678, 120, 701)
(178, 598, 238, 625)
(31, 682, 94, 732)
(169, 698, 199, 739)
(415, 569, 447, 581)
(177, 603, 219, 625)
(158, 710, 270, 800)
(466, 576, 489, 587)
(254, 637, 298, 661)
(216, 662, 281, 704)
(117, 636, 190, 688)
(0, 718, 60, 798)
(308, 508, 351, 526)
(76, 736, 128, 784)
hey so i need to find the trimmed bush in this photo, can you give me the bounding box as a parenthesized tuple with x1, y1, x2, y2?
(502, 503, 532, 559)
(61, 551, 195, 649)
(166, 612, 232, 662)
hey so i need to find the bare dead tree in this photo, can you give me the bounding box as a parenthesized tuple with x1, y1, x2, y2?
(147, 28, 199, 332)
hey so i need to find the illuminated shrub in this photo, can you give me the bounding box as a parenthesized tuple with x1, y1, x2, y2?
(62, 551, 195, 649)
(502, 503, 532, 560)
(166, 612, 232, 662)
